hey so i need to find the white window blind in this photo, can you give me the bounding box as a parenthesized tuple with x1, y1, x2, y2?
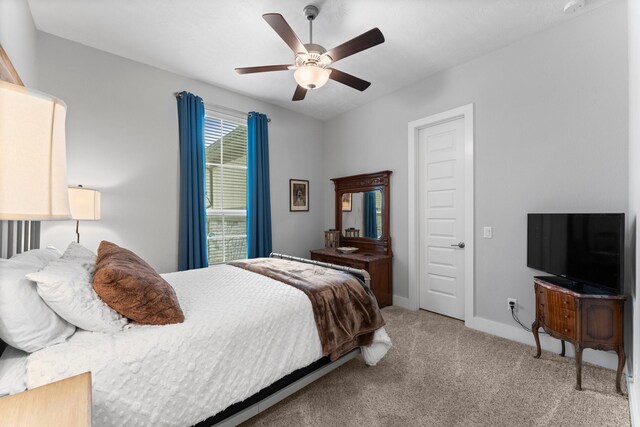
(204, 112, 247, 264)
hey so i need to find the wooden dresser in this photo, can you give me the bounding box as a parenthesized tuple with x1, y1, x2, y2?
(321, 170, 394, 308)
(310, 248, 392, 307)
(531, 277, 627, 393)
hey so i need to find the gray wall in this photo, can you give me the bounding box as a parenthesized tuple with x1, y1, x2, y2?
(0, 0, 38, 86)
(322, 0, 628, 327)
(37, 33, 326, 273)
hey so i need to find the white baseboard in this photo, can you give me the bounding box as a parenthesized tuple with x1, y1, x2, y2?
(629, 375, 639, 426)
(465, 315, 619, 370)
(392, 295, 412, 310)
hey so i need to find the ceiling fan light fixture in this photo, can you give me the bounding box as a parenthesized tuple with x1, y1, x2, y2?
(294, 65, 331, 90)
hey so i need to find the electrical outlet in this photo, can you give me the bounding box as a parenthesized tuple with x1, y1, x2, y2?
(507, 298, 517, 312)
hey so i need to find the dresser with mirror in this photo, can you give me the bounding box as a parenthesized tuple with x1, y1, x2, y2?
(310, 170, 393, 307)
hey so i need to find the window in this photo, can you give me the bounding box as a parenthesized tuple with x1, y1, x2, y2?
(204, 112, 247, 264)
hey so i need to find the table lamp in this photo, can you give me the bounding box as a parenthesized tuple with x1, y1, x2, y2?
(68, 186, 101, 243)
(0, 80, 71, 220)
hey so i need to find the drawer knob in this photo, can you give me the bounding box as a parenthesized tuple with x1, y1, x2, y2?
(564, 301, 569, 304)
(564, 329, 569, 333)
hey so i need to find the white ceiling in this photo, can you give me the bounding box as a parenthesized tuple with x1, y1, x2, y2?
(28, 0, 613, 120)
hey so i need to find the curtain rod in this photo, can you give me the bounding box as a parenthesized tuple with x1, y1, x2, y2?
(174, 92, 271, 122)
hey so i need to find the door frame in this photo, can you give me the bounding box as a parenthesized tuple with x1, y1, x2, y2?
(407, 104, 474, 320)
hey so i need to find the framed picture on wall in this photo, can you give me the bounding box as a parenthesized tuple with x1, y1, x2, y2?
(341, 193, 352, 212)
(290, 179, 309, 212)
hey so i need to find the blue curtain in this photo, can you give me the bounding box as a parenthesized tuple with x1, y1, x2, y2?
(177, 91, 208, 270)
(363, 191, 378, 238)
(247, 112, 272, 258)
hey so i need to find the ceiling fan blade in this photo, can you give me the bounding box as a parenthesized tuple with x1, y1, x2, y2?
(322, 28, 385, 63)
(328, 69, 371, 91)
(263, 13, 308, 55)
(235, 64, 292, 74)
(292, 85, 307, 101)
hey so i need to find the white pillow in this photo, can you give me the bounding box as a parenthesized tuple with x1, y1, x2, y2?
(0, 346, 28, 396)
(60, 242, 95, 273)
(10, 245, 62, 266)
(0, 258, 76, 352)
(27, 243, 128, 332)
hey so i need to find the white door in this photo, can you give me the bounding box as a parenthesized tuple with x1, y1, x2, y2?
(418, 117, 466, 319)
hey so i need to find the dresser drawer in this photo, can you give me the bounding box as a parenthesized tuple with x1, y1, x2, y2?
(558, 295, 576, 310)
(558, 309, 576, 324)
(311, 254, 366, 270)
(342, 260, 367, 270)
(543, 310, 577, 340)
(537, 283, 578, 340)
(557, 309, 577, 338)
(557, 324, 577, 340)
(546, 289, 576, 311)
(536, 286, 546, 300)
(535, 285, 547, 318)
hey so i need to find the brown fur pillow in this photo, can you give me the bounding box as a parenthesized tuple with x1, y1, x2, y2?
(93, 241, 184, 325)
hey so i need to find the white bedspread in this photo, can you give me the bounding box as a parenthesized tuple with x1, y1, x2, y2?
(26, 264, 390, 427)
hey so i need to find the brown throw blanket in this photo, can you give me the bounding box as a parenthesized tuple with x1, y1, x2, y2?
(229, 258, 385, 361)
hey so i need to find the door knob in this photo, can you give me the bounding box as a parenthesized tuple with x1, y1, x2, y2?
(450, 242, 465, 248)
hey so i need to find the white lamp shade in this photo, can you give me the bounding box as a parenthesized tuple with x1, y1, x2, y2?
(0, 80, 71, 220)
(294, 65, 331, 90)
(68, 187, 101, 220)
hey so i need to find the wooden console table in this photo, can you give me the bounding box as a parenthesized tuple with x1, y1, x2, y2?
(310, 248, 392, 307)
(531, 277, 627, 394)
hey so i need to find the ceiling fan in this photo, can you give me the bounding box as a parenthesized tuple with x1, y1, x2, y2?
(235, 5, 385, 101)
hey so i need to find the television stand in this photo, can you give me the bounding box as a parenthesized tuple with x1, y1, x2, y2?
(531, 277, 627, 394)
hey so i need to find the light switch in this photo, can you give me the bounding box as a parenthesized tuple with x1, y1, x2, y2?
(483, 226, 493, 239)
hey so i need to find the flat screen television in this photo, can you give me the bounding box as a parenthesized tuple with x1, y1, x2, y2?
(527, 213, 624, 294)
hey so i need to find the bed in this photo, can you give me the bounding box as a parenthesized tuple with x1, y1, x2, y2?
(0, 48, 389, 425)
(0, 251, 390, 427)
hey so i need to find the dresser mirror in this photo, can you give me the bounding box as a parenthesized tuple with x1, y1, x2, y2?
(332, 170, 392, 254)
(341, 190, 382, 239)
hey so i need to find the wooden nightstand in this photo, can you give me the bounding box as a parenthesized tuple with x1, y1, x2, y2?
(0, 372, 92, 426)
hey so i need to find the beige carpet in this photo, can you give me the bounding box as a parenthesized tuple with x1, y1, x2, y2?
(242, 306, 630, 427)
